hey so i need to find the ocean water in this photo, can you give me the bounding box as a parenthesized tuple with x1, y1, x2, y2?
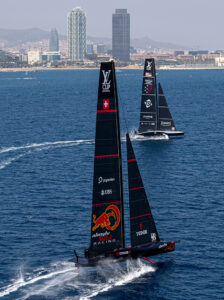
(0, 69, 223, 299)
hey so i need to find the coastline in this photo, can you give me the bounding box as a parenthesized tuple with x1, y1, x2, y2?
(1, 65, 224, 73)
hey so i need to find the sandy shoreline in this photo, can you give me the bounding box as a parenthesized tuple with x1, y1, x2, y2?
(1, 65, 224, 73)
(0, 65, 141, 72)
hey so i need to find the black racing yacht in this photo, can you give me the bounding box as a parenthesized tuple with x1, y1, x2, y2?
(73, 61, 175, 267)
(135, 58, 184, 138)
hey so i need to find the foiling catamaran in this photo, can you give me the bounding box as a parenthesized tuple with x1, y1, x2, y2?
(73, 61, 175, 267)
(135, 58, 184, 138)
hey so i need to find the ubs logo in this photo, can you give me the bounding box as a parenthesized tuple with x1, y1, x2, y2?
(102, 70, 111, 92)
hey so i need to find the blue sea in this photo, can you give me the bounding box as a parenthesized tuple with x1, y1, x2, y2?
(0, 68, 223, 299)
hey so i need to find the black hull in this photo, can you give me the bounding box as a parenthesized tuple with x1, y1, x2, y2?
(135, 130, 184, 137)
(73, 241, 175, 267)
(165, 131, 184, 137)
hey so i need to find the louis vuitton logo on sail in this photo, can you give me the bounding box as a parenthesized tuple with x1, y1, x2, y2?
(102, 70, 111, 92)
(146, 61, 152, 71)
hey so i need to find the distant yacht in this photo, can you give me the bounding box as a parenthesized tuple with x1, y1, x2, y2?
(135, 58, 184, 138)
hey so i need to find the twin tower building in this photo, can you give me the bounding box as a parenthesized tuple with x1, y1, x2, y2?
(67, 7, 130, 61)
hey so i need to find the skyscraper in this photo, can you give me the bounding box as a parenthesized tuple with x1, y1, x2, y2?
(67, 7, 86, 60)
(112, 9, 130, 61)
(49, 28, 59, 52)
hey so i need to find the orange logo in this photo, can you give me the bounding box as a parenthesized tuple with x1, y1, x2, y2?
(92, 205, 120, 231)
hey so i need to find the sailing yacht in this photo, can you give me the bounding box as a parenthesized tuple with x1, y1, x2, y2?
(135, 58, 184, 138)
(73, 61, 175, 267)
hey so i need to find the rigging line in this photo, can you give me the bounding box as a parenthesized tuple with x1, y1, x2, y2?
(116, 75, 129, 133)
(115, 71, 130, 212)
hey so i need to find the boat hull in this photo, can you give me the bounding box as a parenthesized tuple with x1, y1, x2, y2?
(73, 241, 175, 267)
(135, 130, 184, 137)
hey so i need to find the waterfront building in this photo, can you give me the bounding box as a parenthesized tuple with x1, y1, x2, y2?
(112, 9, 130, 61)
(19, 54, 28, 63)
(189, 50, 209, 55)
(86, 43, 94, 55)
(49, 28, 59, 52)
(27, 50, 42, 64)
(97, 44, 106, 54)
(67, 7, 86, 60)
(215, 56, 224, 66)
(42, 52, 61, 62)
(174, 51, 185, 56)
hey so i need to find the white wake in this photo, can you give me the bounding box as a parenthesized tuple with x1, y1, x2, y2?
(133, 133, 169, 141)
(0, 262, 77, 299)
(0, 260, 155, 299)
(0, 139, 93, 154)
(0, 139, 93, 170)
(0, 153, 26, 170)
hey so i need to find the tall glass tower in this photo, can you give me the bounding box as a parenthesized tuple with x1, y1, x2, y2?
(67, 7, 86, 60)
(49, 28, 59, 51)
(112, 9, 130, 61)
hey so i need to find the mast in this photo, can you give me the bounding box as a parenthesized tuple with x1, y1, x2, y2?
(158, 83, 176, 131)
(126, 133, 160, 247)
(88, 61, 125, 258)
(138, 58, 158, 133)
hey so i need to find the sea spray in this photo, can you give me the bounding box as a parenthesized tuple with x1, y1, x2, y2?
(80, 259, 155, 299)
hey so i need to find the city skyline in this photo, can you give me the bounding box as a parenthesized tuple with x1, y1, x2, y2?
(0, 0, 224, 49)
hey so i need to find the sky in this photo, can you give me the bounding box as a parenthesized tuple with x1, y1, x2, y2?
(1, 0, 223, 49)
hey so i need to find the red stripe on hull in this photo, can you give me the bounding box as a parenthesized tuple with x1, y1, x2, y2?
(128, 158, 136, 162)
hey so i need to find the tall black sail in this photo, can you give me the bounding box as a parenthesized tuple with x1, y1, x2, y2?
(158, 83, 176, 131)
(126, 133, 159, 247)
(88, 61, 125, 258)
(138, 58, 158, 133)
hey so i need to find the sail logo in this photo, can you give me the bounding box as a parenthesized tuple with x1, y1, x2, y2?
(98, 177, 115, 184)
(103, 99, 109, 109)
(146, 61, 152, 71)
(145, 72, 152, 77)
(92, 205, 120, 232)
(101, 189, 112, 196)
(161, 121, 171, 126)
(144, 99, 152, 108)
(143, 115, 153, 119)
(102, 70, 111, 92)
(151, 233, 157, 241)
(136, 229, 147, 236)
(144, 79, 153, 94)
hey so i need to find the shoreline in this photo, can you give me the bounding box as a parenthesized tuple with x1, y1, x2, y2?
(1, 65, 224, 73)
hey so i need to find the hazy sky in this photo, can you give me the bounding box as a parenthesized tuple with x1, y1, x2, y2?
(1, 0, 223, 49)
